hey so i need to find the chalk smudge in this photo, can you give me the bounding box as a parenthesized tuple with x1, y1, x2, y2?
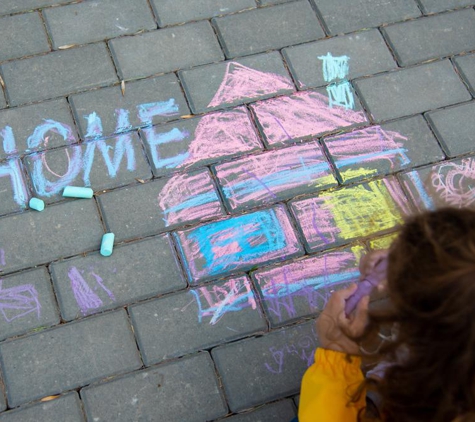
(0, 280, 41, 322)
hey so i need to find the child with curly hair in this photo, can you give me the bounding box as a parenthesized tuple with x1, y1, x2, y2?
(298, 208, 475, 422)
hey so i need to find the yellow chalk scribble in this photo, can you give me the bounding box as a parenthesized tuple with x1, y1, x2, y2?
(350, 243, 366, 262)
(369, 232, 399, 250)
(320, 179, 406, 240)
(340, 167, 378, 182)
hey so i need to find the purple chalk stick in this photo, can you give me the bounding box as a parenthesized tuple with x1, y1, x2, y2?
(345, 257, 387, 317)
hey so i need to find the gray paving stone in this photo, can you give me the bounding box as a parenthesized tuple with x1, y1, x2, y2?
(151, 0, 256, 26)
(109, 21, 224, 80)
(0, 375, 6, 411)
(50, 235, 185, 321)
(218, 399, 297, 421)
(0, 158, 31, 216)
(250, 87, 368, 147)
(0, 392, 85, 422)
(258, 0, 294, 4)
(213, 141, 337, 212)
(129, 276, 266, 366)
(98, 169, 225, 242)
(0, 310, 141, 407)
(0, 200, 103, 274)
(399, 155, 475, 211)
(382, 9, 475, 67)
(252, 245, 364, 326)
(212, 321, 318, 412)
(0, 267, 59, 342)
(0, 91, 5, 110)
(179, 51, 294, 114)
(426, 101, 475, 157)
(1, 43, 117, 107)
(213, 1, 324, 58)
(354, 60, 472, 122)
(70, 74, 189, 141)
(290, 178, 412, 252)
(0, 13, 50, 62)
(323, 116, 445, 184)
(141, 107, 262, 177)
(43, 0, 156, 50)
(283, 29, 397, 90)
(418, 0, 475, 14)
(454, 53, 475, 95)
(0, 0, 76, 15)
(0, 99, 79, 161)
(81, 353, 227, 422)
(175, 205, 304, 283)
(24, 132, 153, 203)
(311, 0, 421, 35)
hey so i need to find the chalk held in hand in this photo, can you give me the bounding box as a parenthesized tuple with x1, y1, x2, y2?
(29, 197, 45, 212)
(62, 186, 93, 199)
(345, 257, 388, 317)
(100, 233, 115, 257)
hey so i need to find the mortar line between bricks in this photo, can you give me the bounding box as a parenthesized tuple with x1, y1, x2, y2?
(377, 26, 402, 68)
(306, 0, 330, 36)
(104, 41, 122, 86)
(0, 0, 84, 18)
(246, 273, 271, 331)
(37, 9, 54, 52)
(124, 308, 146, 368)
(208, 18, 228, 60)
(412, 0, 426, 15)
(173, 70, 194, 118)
(144, 0, 159, 29)
(167, 233, 190, 289)
(277, 48, 298, 92)
(208, 348, 239, 414)
(44, 264, 66, 324)
(207, 165, 231, 215)
(450, 56, 475, 99)
(64, 95, 84, 144)
(243, 103, 267, 151)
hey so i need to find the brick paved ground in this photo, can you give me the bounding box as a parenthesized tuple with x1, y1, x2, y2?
(0, 0, 474, 420)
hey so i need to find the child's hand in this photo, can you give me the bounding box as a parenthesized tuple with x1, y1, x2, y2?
(359, 249, 389, 294)
(316, 284, 369, 355)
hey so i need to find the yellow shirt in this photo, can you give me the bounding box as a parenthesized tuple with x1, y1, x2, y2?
(299, 348, 367, 422)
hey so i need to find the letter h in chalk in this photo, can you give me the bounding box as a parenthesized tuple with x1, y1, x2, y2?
(318, 52, 354, 110)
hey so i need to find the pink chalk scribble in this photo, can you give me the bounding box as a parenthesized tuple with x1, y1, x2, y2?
(207, 62, 294, 108)
(157, 170, 223, 227)
(0, 280, 41, 322)
(251, 91, 367, 145)
(183, 107, 261, 165)
(215, 142, 335, 210)
(190, 276, 257, 325)
(254, 250, 360, 323)
(324, 126, 410, 177)
(431, 157, 475, 208)
(68, 267, 115, 316)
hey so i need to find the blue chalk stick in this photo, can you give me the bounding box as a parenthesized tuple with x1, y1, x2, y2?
(100, 233, 115, 257)
(62, 186, 94, 199)
(29, 197, 45, 212)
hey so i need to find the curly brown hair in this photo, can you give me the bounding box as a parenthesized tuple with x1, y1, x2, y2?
(358, 208, 475, 422)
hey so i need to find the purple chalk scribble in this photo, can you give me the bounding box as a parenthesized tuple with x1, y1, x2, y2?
(0, 280, 41, 322)
(68, 267, 116, 315)
(264, 326, 318, 374)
